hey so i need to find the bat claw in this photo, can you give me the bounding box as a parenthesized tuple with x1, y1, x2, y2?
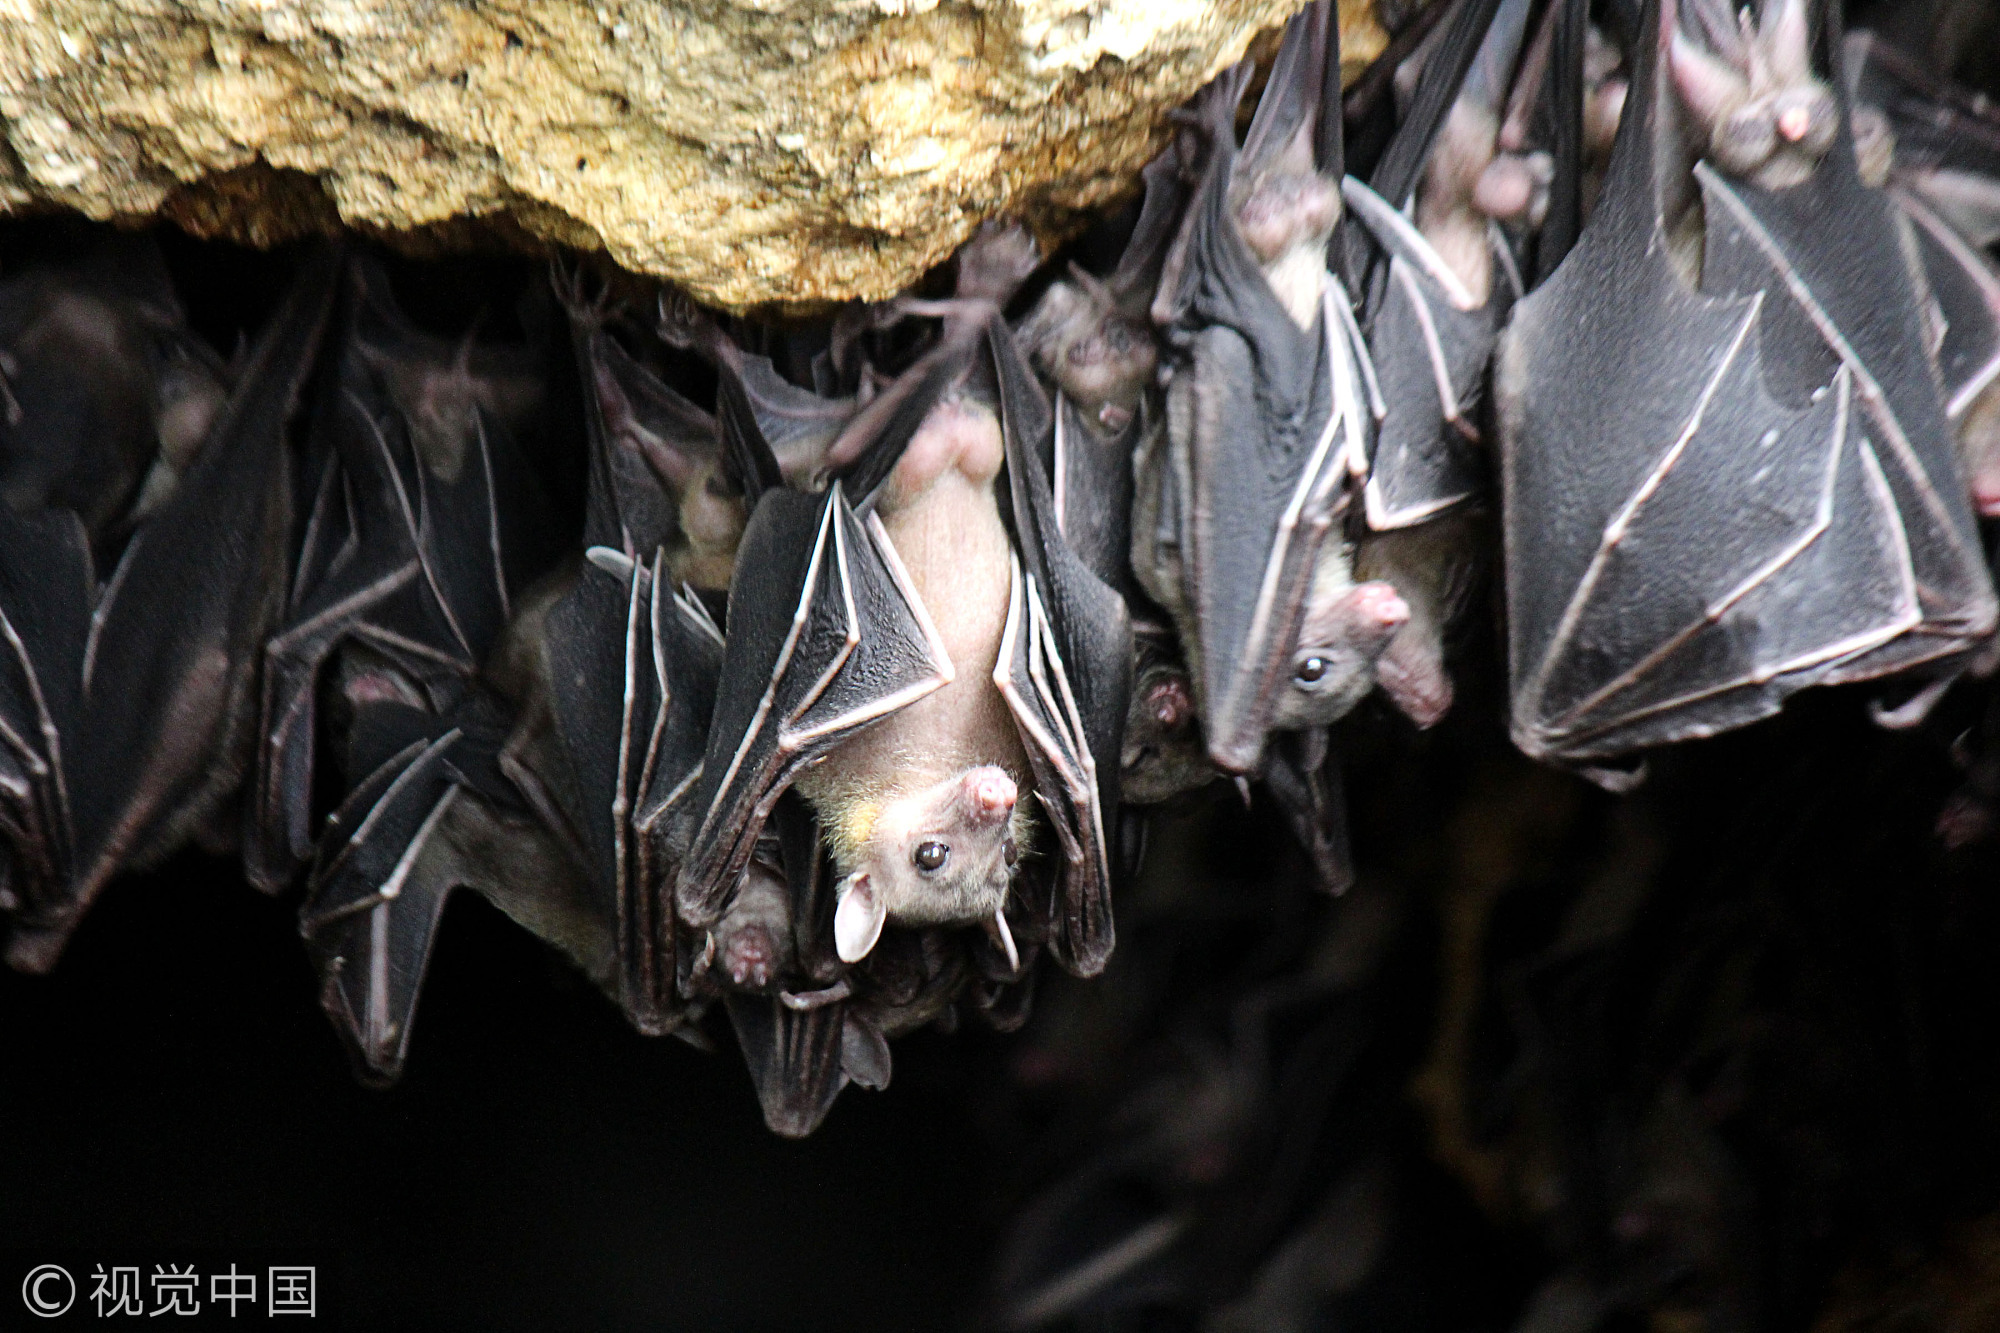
(1870, 675, 1957, 731)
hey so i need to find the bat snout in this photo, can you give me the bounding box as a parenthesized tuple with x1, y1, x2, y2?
(1345, 582, 1411, 641)
(961, 767, 1017, 825)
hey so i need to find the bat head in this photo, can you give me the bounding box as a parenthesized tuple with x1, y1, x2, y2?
(1120, 663, 1216, 804)
(1473, 151, 1555, 229)
(1019, 272, 1157, 431)
(1266, 579, 1411, 732)
(710, 857, 797, 992)
(831, 765, 1024, 963)
(1668, 0, 1837, 190)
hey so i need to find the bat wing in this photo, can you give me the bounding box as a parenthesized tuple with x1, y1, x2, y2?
(250, 281, 527, 889)
(677, 483, 952, 928)
(301, 707, 610, 1081)
(570, 311, 718, 556)
(0, 503, 93, 939)
(1891, 185, 2000, 425)
(1260, 728, 1352, 893)
(989, 324, 1131, 978)
(300, 727, 470, 1081)
(16, 249, 339, 970)
(724, 993, 850, 1138)
(1694, 146, 1996, 674)
(1500, 5, 1937, 761)
(539, 549, 721, 1031)
(1343, 178, 1504, 529)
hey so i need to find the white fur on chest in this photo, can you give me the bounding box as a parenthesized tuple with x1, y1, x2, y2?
(806, 400, 1029, 798)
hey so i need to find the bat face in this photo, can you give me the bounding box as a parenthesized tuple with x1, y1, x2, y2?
(1668, 0, 1836, 190)
(1120, 652, 1213, 805)
(1020, 276, 1156, 432)
(706, 853, 797, 992)
(829, 765, 1024, 962)
(1265, 571, 1410, 732)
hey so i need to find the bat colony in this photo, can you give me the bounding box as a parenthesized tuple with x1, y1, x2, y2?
(4, 0, 1998, 1135)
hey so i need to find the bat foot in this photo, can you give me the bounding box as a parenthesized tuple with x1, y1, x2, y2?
(1869, 675, 1957, 731)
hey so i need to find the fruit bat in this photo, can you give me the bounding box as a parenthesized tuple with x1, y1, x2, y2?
(1497, 0, 1997, 767)
(536, 279, 738, 1032)
(678, 225, 1132, 982)
(249, 259, 551, 891)
(1017, 143, 1184, 598)
(288, 268, 662, 1078)
(1845, 31, 2000, 519)
(298, 687, 607, 1082)
(1345, 0, 1531, 532)
(1, 240, 336, 970)
(1137, 0, 1405, 778)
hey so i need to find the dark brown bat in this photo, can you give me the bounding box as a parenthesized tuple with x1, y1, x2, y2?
(1498, 0, 1997, 768)
(1017, 144, 1184, 598)
(1, 240, 337, 970)
(249, 258, 550, 890)
(1138, 0, 1407, 779)
(1344, 0, 1534, 534)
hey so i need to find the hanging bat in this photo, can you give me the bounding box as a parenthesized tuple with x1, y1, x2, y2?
(249, 258, 551, 890)
(1017, 142, 1183, 598)
(677, 223, 1131, 982)
(2, 239, 337, 971)
(1343, 0, 1533, 533)
(520, 278, 740, 1033)
(1497, 0, 1997, 767)
(291, 266, 654, 1077)
(1844, 32, 2000, 520)
(1138, 0, 1407, 779)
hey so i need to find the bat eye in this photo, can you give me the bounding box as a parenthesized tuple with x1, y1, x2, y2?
(913, 840, 950, 873)
(1295, 655, 1329, 684)
(1002, 837, 1019, 868)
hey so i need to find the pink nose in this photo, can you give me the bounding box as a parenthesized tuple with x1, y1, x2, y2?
(964, 767, 1017, 822)
(1974, 472, 2000, 519)
(1348, 582, 1411, 636)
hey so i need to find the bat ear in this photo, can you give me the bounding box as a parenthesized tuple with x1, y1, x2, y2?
(1669, 27, 1751, 130)
(833, 871, 887, 963)
(1758, 0, 1812, 88)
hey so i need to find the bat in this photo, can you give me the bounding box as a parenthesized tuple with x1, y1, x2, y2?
(1119, 629, 1214, 806)
(677, 223, 1132, 984)
(1343, 0, 1534, 533)
(2, 239, 337, 971)
(1017, 143, 1183, 598)
(526, 279, 735, 1033)
(1844, 32, 2000, 519)
(249, 257, 550, 891)
(1497, 0, 1997, 768)
(293, 265, 668, 1077)
(1137, 0, 1406, 779)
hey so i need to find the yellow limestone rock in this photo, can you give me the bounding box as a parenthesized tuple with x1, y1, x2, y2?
(0, 0, 1385, 308)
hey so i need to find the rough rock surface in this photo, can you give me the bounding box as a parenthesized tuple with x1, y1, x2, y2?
(0, 0, 1385, 308)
